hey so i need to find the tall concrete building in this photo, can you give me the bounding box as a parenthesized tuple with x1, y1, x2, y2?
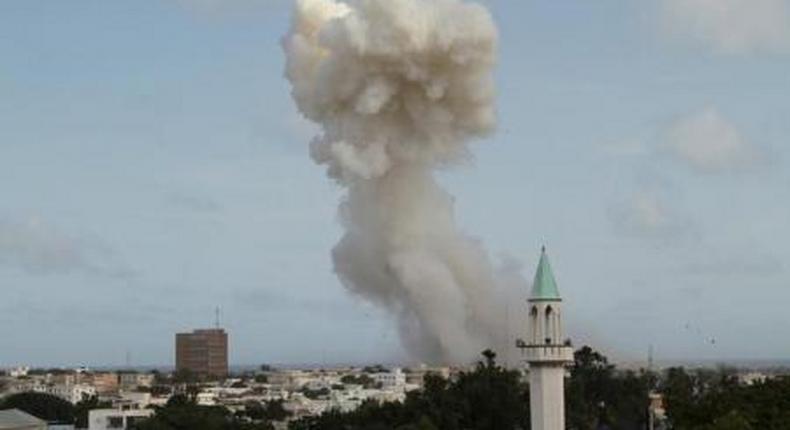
(175, 328, 228, 378)
(519, 247, 573, 430)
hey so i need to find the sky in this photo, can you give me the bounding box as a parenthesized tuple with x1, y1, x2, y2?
(1, 0, 789, 367)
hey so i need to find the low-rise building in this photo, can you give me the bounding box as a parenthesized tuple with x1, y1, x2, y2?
(7, 367, 30, 378)
(118, 374, 154, 391)
(371, 368, 406, 388)
(6, 383, 97, 405)
(89, 373, 119, 395)
(0, 408, 46, 430)
(88, 408, 153, 430)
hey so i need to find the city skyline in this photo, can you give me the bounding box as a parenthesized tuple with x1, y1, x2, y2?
(2, 0, 790, 367)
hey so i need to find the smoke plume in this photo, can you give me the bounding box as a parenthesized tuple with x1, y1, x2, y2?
(283, 0, 505, 363)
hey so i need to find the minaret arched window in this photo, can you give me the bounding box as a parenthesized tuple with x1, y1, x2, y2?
(545, 306, 553, 344)
(530, 306, 538, 343)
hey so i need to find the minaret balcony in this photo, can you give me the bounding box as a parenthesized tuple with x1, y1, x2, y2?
(521, 344, 574, 363)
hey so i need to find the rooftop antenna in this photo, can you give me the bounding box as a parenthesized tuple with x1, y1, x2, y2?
(215, 306, 221, 329)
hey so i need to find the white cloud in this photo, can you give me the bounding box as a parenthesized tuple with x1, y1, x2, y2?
(0, 215, 132, 277)
(612, 192, 669, 234)
(661, 0, 790, 54)
(629, 193, 670, 231)
(609, 190, 696, 240)
(663, 107, 761, 173)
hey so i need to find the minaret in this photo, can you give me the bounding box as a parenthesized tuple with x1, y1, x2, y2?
(517, 247, 573, 430)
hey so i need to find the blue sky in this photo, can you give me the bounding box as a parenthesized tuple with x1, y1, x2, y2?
(1, 0, 789, 367)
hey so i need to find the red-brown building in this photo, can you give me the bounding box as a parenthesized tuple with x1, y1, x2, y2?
(175, 328, 228, 378)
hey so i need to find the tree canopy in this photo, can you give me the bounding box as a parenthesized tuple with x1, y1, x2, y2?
(133, 394, 274, 430)
(0, 392, 75, 424)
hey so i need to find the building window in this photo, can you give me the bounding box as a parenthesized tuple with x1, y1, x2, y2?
(107, 416, 124, 429)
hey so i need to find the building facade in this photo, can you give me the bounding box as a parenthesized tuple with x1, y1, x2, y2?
(519, 247, 573, 430)
(175, 328, 228, 378)
(88, 408, 153, 430)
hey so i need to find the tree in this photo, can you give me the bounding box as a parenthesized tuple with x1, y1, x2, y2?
(240, 400, 291, 423)
(0, 392, 75, 424)
(704, 410, 753, 430)
(341, 374, 376, 388)
(134, 395, 274, 430)
(172, 368, 199, 384)
(566, 346, 650, 430)
(264, 400, 291, 422)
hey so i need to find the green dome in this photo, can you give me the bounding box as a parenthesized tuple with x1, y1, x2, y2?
(530, 247, 561, 300)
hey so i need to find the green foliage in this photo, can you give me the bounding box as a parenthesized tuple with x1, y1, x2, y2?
(172, 368, 199, 384)
(302, 387, 331, 400)
(341, 374, 377, 388)
(662, 368, 790, 429)
(241, 400, 291, 422)
(0, 391, 75, 424)
(134, 395, 273, 430)
(704, 410, 754, 430)
(565, 346, 651, 430)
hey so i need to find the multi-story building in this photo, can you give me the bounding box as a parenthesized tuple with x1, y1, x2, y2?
(175, 328, 228, 378)
(90, 373, 119, 394)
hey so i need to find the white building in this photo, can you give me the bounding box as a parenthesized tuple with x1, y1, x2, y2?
(88, 408, 153, 430)
(112, 392, 152, 409)
(18, 384, 97, 404)
(7, 366, 30, 378)
(519, 247, 573, 430)
(371, 368, 406, 388)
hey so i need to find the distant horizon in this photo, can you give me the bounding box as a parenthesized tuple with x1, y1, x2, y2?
(11, 354, 790, 373)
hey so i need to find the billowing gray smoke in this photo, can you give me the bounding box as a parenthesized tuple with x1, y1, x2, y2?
(283, 0, 507, 363)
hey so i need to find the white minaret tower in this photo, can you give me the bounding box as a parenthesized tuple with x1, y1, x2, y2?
(517, 246, 573, 430)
